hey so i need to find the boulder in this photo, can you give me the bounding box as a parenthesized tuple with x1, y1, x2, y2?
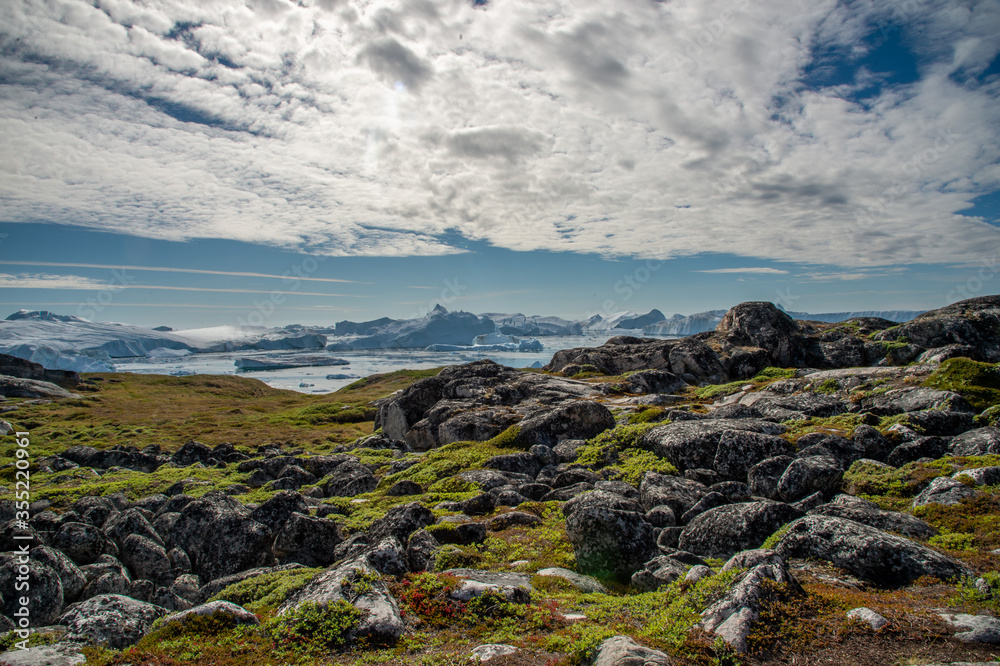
(406, 529, 440, 572)
(278, 557, 403, 645)
(0, 553, 64, 626)
(102, 508, 163, 550)
(0, 642, 87, 665)
(679, 501, 803, 559)
(443, 569, 533, 603)
(534, 567, 607, 594)
(518, 401, 616, 447)
(938, 612, 1000, 644)
(953, 466, 1000, 487)
(589, 635, 672, 666)
(852, 425, 894, 462)
(483, 452, 540, 478)
(860, 387, 974, 416)
(158, 600, 259, 630)
(912, 476, 979, 508)
(249, 491, 309, 533)
(699, 552, 801, 653)
(639, 473, 708, 516)
(51, 522, 117, 565)
(680, 492, 729, 525)
(639, 419, 786, 472)
(565, 492, 656, 581)
(747, 456, 794, 501)
(810, 495, 936, 539)
(487, 511, 543, 531)
(887, 437, 948, 467)
(620, 370, 687, 395)
(28, 546, 84, 606)
(71, 496, 119, 528)
(119, 534, 172, 585)
(630, 555, 688, 591)
(367, 502, 435, 543)
(272, 512, 343, 567)
(795, 433, 866, 468)
(319, 462, 378, 498)
(777, 456, 843, 502)
(773, 515, 970, 587)
(58, 594, 167, 648)
(168, 496, 274, 582)
(949, 427, 1000, 456)
(713, 430, 795, 481)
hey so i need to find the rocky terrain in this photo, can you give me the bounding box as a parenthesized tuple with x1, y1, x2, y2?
(1, 296, 1000, 665)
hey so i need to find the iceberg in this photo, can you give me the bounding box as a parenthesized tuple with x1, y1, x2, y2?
(234, 355, 349, 371)
(481, 313, 585, 336)
(327, 305, 495, 350)
(0, 343, 115, 373)
(146, 347, 193, 359)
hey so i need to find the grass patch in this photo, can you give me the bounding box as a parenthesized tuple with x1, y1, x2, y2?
(924, 357, 1000, 412)
(779, 413, 866, 441)
(575, 422, 678, 484)
(209, 567, 322, 613)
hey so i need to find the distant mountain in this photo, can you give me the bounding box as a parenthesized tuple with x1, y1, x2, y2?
(333, 316, 400, 336)
(614, 309, 666, 330)
(481, 313, 584, 336)
(785, 309, 926, 323)
(327, 305, 495, 350)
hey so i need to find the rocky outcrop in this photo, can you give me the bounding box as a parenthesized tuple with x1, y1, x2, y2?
(59, 594, 167, 648)
(678, 501, 803, 559)
(774, 515, 970, 587)
(0, 352, 79, 383)
(374, 360, 613, 451)
(589, 635, 672, 666)
(564, 491, 656, 581)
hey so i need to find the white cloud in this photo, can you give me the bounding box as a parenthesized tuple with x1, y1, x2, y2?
(0, 0, 997, 267)
(695, 267, 790, 274)
(0, 273, 110, 290)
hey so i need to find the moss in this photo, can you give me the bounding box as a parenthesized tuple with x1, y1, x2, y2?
(209, 567, 322, 613)
(575, 422, 675, 483)
(627, 407, 668, 424)
(761, 523, 792, 550)
(484, 425, 523, 449)
(376, 439, 517, 492)
(924, 357, 1000, 412)
(779, 413, 865, 441)
(601, 449, 679, 486)
(814, 378, 840, 395)
(752, 367, 797, 382)
(266, 600, 361, 651)
(694, 380, 748, 401)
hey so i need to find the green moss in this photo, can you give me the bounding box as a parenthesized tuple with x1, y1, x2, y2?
(627, 407, 668, 424)
(814, 378, 840, 395)
(377, 439, 517, 491)
(779, 413, 865, 441)
(752, 367, 797, 382)
(575, 422, 675, 483)
(694, 380, 748, 401)
(484, 425, 523, 449)
(601, 449, 679, 486)
(924, 357, 1000, 412)
(761, 523, 792, 550)
(270, 403, 377, 426)
(209, 567, 322, 613)
(266, 600, 361, 651)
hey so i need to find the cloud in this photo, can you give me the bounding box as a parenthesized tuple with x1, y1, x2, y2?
(0, 261, 367, 283)
(0, 0, 997, 268)
(695, 267, 791, 275)
(0, 273, 110, 290)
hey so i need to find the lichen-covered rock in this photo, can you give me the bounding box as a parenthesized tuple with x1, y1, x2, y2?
(859, 387, 975, 416)
(714, 430, 795, 481)
(0, 642, 87, 666)
(886, 436, 949, 467)
(272, 512, 342, 567)
(59, 594, 167, 648)
(249, 491, 309, 533)
(443, 569, 533, 603)
(700, 552, 801, 653)
(852, 425, 894, 462)
(565, 492, 656, 581)
(278, 557, 403, 644)
(777, 456, 843, 502)
(953, 466, 1000, 486)
(483, 452, 540, 478)
(639, 420, 786, 472)
(406, 529, 439, 572)
(535, 567, 607, 594)
(32, 545, 86, 604)
(71, 496, 120, 528)
(679, 501, 803, 559)
(938, 612, 1000, 643)
(747, 456, 794, 501)
(639, 473, 708, 515)
(319, 461, 378, 498)
(912, 476, 979, 508)
(949, 427, 1000, 456)
(119, 533, 173, 585)
(680, 492, 729, 525)
(102, 508, 164, 550)
(367, 502, 435, 543)
(0, 553, 64, 626)
(774, 515, 970, 587)
(810, 494, 936, 539)
(167, 495, 274, 582)
(630, 556, 688, 591)
(159, 600, 259, 630)
(590, 635, 672, 666)
(51, 522, 117, 565)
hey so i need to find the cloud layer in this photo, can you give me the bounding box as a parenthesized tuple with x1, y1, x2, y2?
(1, 0, 998, 267)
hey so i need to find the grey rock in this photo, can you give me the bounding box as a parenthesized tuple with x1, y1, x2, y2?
(0, 553, 63, 626)
(795, 433, 866, 468)
(553, 439, 585, 463)
(630, 556, 687, 591)
(51, 522, 116, 565)
(699, 555, 801, 653)
(406, 529, 439, 572)
(32, 546, 86, 604)
(319, 462, 377, 498)
(102, 508, 163, 550)
(860, 387, 974, 416)
(71, 496, 119, 528)
(196, 564, 307, 603)
(80, 571, 131, 600)
(536, 567, 607, 593)
(714, 430, 795, 481)
(589, 635, 672, 666)
(809, 495, 937, 539)
(777, 456, 843, 502)
(0, 642, 86, 665)
(278, 557, 403, 644)
(470, 644, 519, 662)
(159, 600, 259, 630)
(938, 613, 1000, 644)
(887, 436, 948, 467)
(443, 569, 532, 604)
(747, 456, 794, 501)
(847, 607, 889, 630)
(119, 534, 172, 585)
(853, 425, 894, 462)
(644, 505, 677, 528)
(168, 496, 274, 582)
(484, 452, 540, 479)
(912, 476, 979, 508)
(679, 501, 802, 559)
(368, 502, 435, 543)
(686, 565, 713, 583)
(364, 537, 410, 577)
(59, 594, 167, 648)
(385, 480, 422, 496)
(774, 515, 970, 587)
(640, 419, 787, 472)
(639, 473, 708, 515)
(953, 466, 1000, 486)
(487, 511, 543, 531)
(249, 491, 309, 532)
(272, 512, 342, 567)
(949, 427, 1000, 457)
(680, 492, 729, 525)
(565, 493, 656, 581)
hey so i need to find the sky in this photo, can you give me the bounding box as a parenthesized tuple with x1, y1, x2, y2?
(1, 0, 999, 328)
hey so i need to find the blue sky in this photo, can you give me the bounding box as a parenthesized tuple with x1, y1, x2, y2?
(1, 0, 998, 328)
